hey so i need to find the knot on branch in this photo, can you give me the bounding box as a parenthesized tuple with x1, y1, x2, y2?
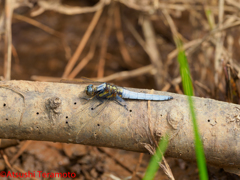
(46, 97, 62, 125)
(48, 97, 62, 114)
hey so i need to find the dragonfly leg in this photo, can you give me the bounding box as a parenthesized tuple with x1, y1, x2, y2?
(80, 94, 98, 101)
(80, 97, 90, 101)
(79, 97, 94, 105)
(114, 96, 128, 111)
(91, 98, 104, 110)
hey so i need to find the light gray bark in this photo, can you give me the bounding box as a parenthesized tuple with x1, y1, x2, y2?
(0, 80, 239, 172)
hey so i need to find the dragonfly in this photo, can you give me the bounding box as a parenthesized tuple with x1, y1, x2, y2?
(61, 78, 173, 143)
(62, 78, 174, 116)
(83, 82, 173, 111)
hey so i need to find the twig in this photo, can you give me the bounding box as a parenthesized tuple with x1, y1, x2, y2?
(13, 13, 63, 38)
(68, 40, 97, 79)
(37, 0, 108, 15)
(131, 153, 144, 180)
(12, 13, 72, 62)
(11, 44, 20, 64)
(4, 0, 14, 80)
(195, 80, 211, 93)
(10, 140, 32, 165)
(167, 39, 202, 66)
(114, 4, 139, 68)
(98, 147, 142, 179)
(31, 75, 64, 82)
(123, 16, 146, 51)
(119, 0, 236, 14)
(214, 0, 225, 94)
(68, 14, 106, 79)
(142, 16, 164, 89)
(187, 20, 240, 55)
(226, 0, 240, 9)
(1, 150, 14, 172)
(162, 9, 183, 82)
(162, 9, 178, 37)
(117, 0, 153, 12)
(97, 5, 114, 78)
(62, 40, 72, 60)
(104, 174, 121, 180)
(31, 64, 153, 82)
(0, 139, 19, 149)
(161, 83, 171, 92)
(62, 7, 103, 78)
(97, 64, 153, 82)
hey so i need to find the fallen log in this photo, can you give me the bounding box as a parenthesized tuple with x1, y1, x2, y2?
(0, 80, 239, 175)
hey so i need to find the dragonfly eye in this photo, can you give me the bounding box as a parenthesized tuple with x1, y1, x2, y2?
(86, 84, 94, 96)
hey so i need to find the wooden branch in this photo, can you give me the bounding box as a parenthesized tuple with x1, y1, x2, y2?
(0, 80, 239, 172)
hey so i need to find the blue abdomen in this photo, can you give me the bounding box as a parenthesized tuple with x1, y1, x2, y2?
(121, 89, 173, 101)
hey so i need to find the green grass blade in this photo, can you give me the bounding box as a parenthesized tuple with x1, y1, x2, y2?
(205, 8, 215, 30)
(175, 37, 208, 180)
(142, 135, 169, 180)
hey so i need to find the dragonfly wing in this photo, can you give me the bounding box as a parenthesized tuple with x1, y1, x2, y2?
(87, 98, 110, 118)
(60, 77, 104, 85)
(75, 98, 111, 143)
(60, 79, 88, 84)
(76, 96, 109, 117)
(80, 77, 105, 84)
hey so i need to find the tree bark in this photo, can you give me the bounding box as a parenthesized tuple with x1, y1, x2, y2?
(0, 80, 239, 172)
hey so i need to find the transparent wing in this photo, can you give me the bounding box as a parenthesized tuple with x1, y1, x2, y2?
(74, 98, 110, 143)
(60, 77, 104, 85)
(81, 97, 110, 117)
(75, 96, 127, 144)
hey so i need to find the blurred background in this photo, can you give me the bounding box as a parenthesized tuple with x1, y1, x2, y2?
(0, 0, 240, 179)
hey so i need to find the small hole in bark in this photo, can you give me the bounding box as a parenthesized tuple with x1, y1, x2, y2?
(6, 118, 8, 120)
(74, 102, 77, 105)
(97, 124, 100, 126)
(160, 114, 162, 116)
(3, 103, 6, 107)
(208, 119, 210, 122)
(66, 121, 68, 124)
(36, 126, 39, 129)
(66, 116, 68, 119)
(129, 109, 132, 112)
(36, 112, 39, 115)
(91, 108, 94, 110)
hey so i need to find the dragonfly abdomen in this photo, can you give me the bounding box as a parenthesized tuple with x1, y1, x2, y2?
(121, 89, 173, 101)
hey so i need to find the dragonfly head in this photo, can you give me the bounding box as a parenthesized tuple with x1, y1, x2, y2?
(85, 84, 95, 96)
